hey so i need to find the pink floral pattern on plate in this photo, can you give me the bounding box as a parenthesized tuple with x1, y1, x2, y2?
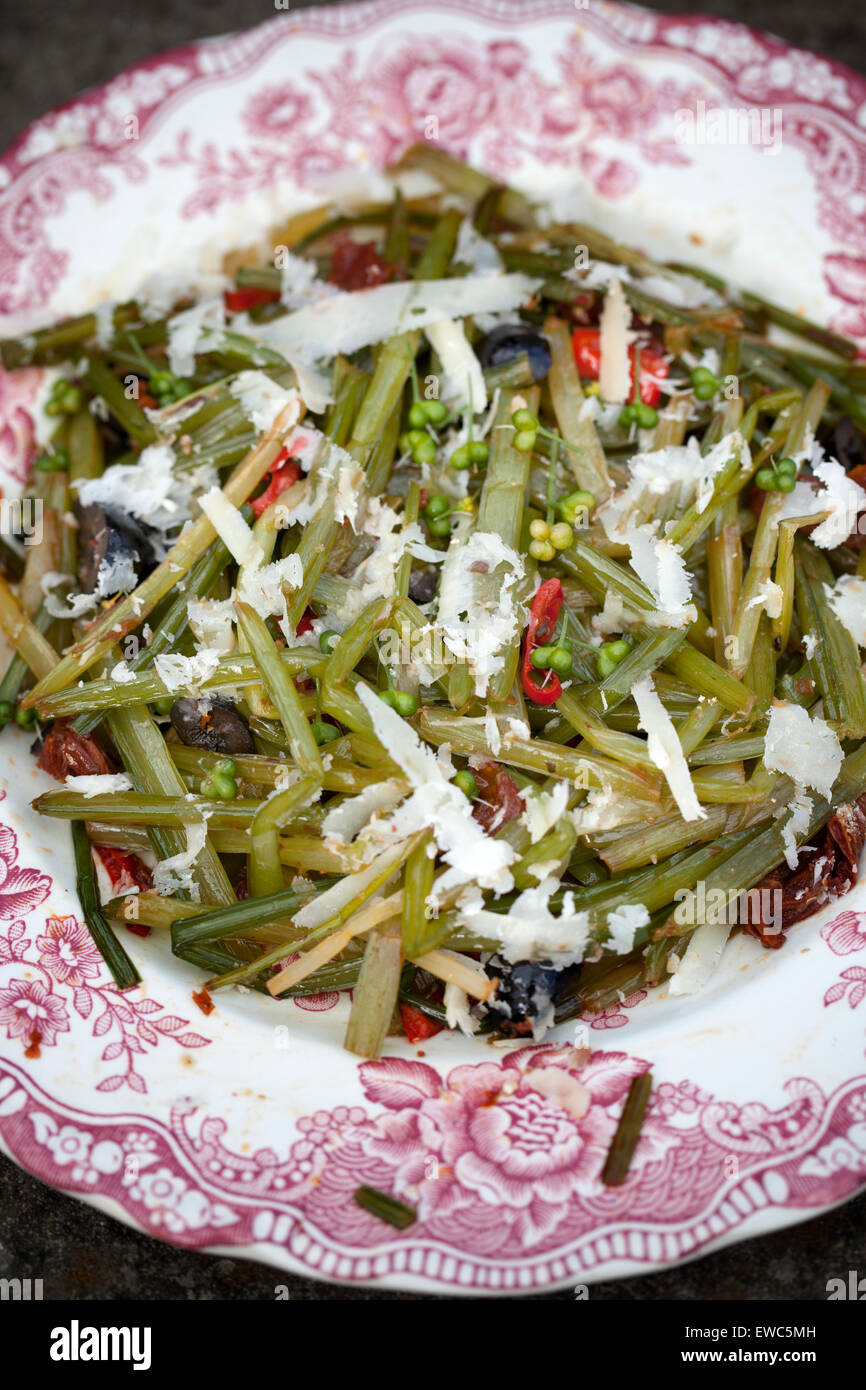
(2, 2, 866, 1292)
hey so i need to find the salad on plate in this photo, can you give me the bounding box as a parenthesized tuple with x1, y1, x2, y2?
(1, 143, 865, 1083)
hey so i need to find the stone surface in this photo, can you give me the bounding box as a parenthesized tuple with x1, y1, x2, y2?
(1, 0, 864, 1301)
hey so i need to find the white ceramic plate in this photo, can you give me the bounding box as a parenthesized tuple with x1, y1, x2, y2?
(1, 0, 866, 1295)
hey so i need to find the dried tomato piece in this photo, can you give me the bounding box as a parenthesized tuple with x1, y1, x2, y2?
(193, 987, 214, 1016)
(37, 723, 116, 780)
(328, 238, 397, 291)
(470, 758, 524, 835)
(745, 793, 866, 948)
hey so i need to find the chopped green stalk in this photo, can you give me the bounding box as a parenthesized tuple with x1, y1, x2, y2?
(235, 602, 323, 777)
(353, 1184, 417, 1230)
(401, 831, 438, 957)
(794, 539, 866, 737)
(344, 923, 403, 1059)
(72, 821, 141, 990)
(24, 417, 294, 707)
(601, 1073, 653, 1186)
(544, 316, 611, 498)
(248, 775, 321, 898)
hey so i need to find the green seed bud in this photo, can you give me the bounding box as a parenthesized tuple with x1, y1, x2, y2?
(454, 769, 478, 800)
(511, 408, 538, 431)
(413, 439, 437, 466)
(425, 494, 450, 518)
(319, 629, 340, 653)
(528, 539, 555, 561)
(547, 645, 573, 675)
(529, 518, 550, 540)
(393, 690, 420, 718)
(530, 645, 554, 669)
(549, 522, 574, 550)
(468, 441, 489, 464)
(424, 400, 448, 424)
(513, 429, 537, 453)
(408, 401, 428, 428)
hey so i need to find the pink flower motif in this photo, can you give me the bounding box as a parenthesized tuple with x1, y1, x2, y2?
(821, 911, 866, 957)
(582, 989, 647, 1029)
(582, 64, 654, 138)
(824, 968, 866, 1010)
(293, 991, 340, 1012)
(579, 150, 639, 200)
(0, 977, 70, 1048)
(37, 915, 103, 986)
(824, 253, 866, 306)
(375, 40, 495, 154)
(243, 85, 314, 139)
(488, 41, 529, 79)
(0, 366, 42, 484)
(359, 1048, 646, 1248)
(0, 825, 52, 920)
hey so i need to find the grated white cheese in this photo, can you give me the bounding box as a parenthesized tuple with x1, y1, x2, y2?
(198, 487, 264, 570)
(455, 217, 504, 276)
(187, 597, 236, 656)
(236, 555, 304, 638)
(321, 779, 407, 845)
(632, 674, 706, 821)
(166, 297, 225, 377)
(65, 773, 133, 798)
(435, 531, 529, 697)
(747, 578, 784, 621)
(76, 444, 216, 540)
(825, 574, 866, 648)
(520, 782, 570, 844)
(229, 372, 302, 434)
(152, 822, 208, 901)
(763, 701, 842, 799)
(780, 787, 814, 870)
(605, 902, 650, 954)
(424, 318, 487, 413)
(356, 682, 515, 899)
(460, 877, 590, 965)
(255, 273, 542, 363)
(777, 457, 866, 548)
(598, 277, 634, 404)
(109, 660, 137, 685)
(625, 524, 695, 625)
(153, 651, 221, 694)
(668, 920, 731, 996)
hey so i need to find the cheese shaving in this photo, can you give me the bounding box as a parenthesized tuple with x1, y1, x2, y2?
(632, 673, 706, 821)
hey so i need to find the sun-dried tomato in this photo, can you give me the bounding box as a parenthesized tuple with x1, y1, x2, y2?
(250, 450, 302, 518)
(328, 238, 397, 291)
(193, 987, 214, 1016)
(745, 793, 866, 948)
(470, 758, 524, 835)
(571, 328, 668, 405)
(37, 723, 116, 780)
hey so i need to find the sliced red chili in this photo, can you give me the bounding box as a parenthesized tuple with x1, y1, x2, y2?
(399, 1003, 444, 1043)
(521, 577, 564, 706)
(571, 328, 668, 406)
(224, 287, 280, 313)
(250, 450, 302, 518)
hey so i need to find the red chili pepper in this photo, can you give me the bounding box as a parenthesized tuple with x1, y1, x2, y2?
(399, 1003, 444, 1043)
(296, 608, 315, 636)
(250, 451, 302, 518)
(571, 328, 668, 406)
(224, 287, 280, 313)
(521, 577, 564, 706)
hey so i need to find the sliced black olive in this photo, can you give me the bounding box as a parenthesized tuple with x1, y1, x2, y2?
(75, 502, 160, 595)
(485, 954, 582, 1037)
(476, 323, 553, 383)
(169, 697, 255, 754)
(407, 565, 439, 606)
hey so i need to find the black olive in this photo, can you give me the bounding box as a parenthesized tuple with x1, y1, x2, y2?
(169, 697, 256, 754)
(407, 565, 439, 606)
(75, 502, 160, 595)
(476, 323, 553, 382)
(823, 416, 866, 473)
(485, 954, 582, 1037)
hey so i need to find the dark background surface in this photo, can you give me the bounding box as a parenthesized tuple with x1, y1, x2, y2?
(0, 0, 864, 1301)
